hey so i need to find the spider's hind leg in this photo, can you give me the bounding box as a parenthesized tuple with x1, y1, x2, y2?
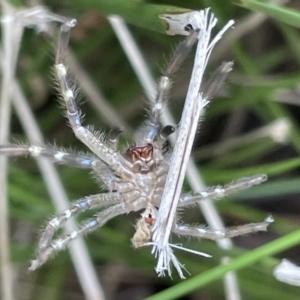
(172, 216, 273, 240)
(178, 174, 268, 207)
(30, 201, 138, 271)
(37, 192, 121, 252)
(174, 174, 272, 240)
(0, 144, 97, 168)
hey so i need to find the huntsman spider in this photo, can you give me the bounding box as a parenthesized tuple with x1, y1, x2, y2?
(0, 12, 272, 277)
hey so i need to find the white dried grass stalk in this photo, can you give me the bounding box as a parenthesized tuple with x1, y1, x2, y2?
(151, 9, 234, 278)
(109, 10, 241, 297)
(0, 4, 105, 300)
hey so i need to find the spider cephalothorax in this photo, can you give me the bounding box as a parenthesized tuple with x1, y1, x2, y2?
(119, 141, 169, 211)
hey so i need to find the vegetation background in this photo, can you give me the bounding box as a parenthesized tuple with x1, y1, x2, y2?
(2, 0, 300, 299)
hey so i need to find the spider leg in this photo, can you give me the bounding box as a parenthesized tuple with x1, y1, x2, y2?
(202, 61, 233, 101)
(30, 200, 144, 271)
(38, 192, 121, 252)
(145, 30, 198, 142)
(173, 216, 273, 240)
(90, 159, 119, 192)
(55, 20, 129, 176)
(178, 174, 267, 207)
(0, 144, 120, 190)
(108, 127, 122, 151)
(0, 144, 98, 168)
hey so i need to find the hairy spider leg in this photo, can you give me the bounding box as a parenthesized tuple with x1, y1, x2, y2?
(91, 159, 118, 192)
(145, 30, 199, 142)
(55, 20, 130, 177)
(130, 174, 272, 248)
(0, 144, 120, 192)
(172, 216, 273, 240)
(108, 127, 123, 151)
(202, 61, 234, 101)
(0, 144, 96, 168)
(37, 192, 121, 252)
(30, 200, 145, 271)
(178, 174, 268, 207)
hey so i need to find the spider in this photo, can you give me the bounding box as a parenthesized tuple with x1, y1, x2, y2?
(0, 17, 272, 274)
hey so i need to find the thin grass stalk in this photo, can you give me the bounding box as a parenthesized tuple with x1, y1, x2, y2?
(0, 2, 26, 299)
(0, 4, 106, 299)
(196, 118, 290, 160)
(145, 226, 300, 300)
(6, 65, 106, 300)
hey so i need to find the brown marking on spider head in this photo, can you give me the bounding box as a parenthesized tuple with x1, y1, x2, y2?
(125, 143, 153, 164)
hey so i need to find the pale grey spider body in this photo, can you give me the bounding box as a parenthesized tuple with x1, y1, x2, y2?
(0, 19, 272, 271)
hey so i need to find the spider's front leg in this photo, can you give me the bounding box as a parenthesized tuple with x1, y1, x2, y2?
(143, 30, 199, 143)
(0, 144, 97, 168)
(54, 20, 129, 177)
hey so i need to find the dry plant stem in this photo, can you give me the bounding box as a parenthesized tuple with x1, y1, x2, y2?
(0, 2, 26, 299)
(274, 259, 300, 286)
(108, 15, 174, 126)
(152, 11, 236, 276)
(0, 5, 105, 300)
(109, 13, 242, 297)
(273, 87, 300, 106)
(4, 59, 106, 300)
(196, 118, 290, 159)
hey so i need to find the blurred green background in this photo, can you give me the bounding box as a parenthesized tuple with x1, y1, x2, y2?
(3, 0, 300, 299)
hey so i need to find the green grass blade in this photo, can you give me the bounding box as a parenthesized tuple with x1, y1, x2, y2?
(234, 0, 300, 28)
(145, 227, 300, 300)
